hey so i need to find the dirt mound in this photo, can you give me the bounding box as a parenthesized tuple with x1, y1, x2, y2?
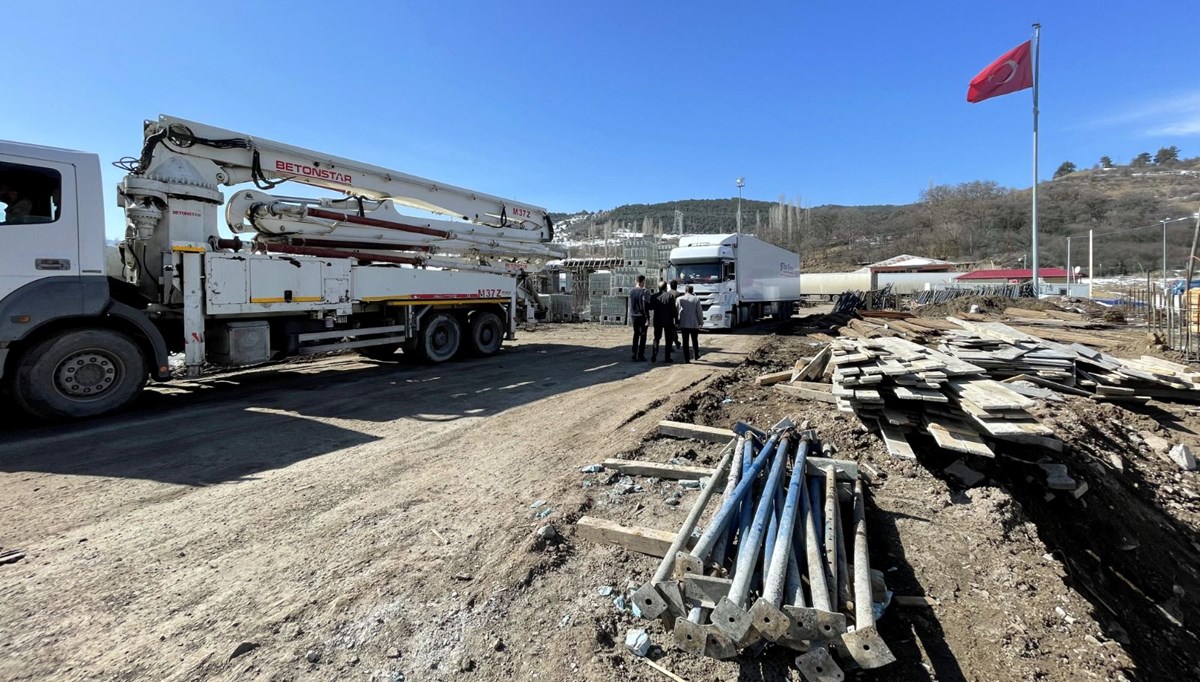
(914, 295, 1063, 318)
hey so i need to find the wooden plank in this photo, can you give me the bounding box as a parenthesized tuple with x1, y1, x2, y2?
(601, 459, 715, 480)
(878, 423, 917, 460)
(925, 418, 995, 457)
(776, 383, 838, 403)
(574, 516, 689, 557)
(755, 369, 795, 386)
(1002, 373, 1092, 397)
(657, 420, 732, 443)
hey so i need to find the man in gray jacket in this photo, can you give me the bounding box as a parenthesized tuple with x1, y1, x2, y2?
(676, 285, 703, 363)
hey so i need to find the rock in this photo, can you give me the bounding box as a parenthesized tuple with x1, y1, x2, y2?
(679, 480, 701, 490)
(581, 464, 605, 473)
(631, 601, 643, 618)
(305, 649, 321, 664)
(624, 629, 650, 657)
(1038, 462, 1077, 490)
(664, 498, 680, 507)
(535, 507, 553, 519)
(597, 585, 614, 597)
(1169, 444, 1198, 471)
(613, 596, 627, 611)
(536, 524, 560, 544)
(944, 460, 986, 488)
(387, 648, 401, 659)
(493, 637, 506, 652)
(530, 499, 548, 509)
(229, 642, 259, 660)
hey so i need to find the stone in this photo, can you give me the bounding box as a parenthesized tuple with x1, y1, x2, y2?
(387, 648, 401, 659)
(624, 629, 650, 657)
(229, 642, 259, 660)
(536, 524, 560, 544)
(679, 480, 701, 490)
(597, 586, 614, 597)
(1169, 444, 1197, 471)
(944, 460, 986, 488)
(305, 649, 321, 664)
(530, 499, 548, 509)
(581, 464, 605, 473)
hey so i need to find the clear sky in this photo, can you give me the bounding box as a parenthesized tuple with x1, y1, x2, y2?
(4, 0, 1199, 239)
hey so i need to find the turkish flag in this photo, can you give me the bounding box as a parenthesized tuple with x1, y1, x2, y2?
(967, 41, 1033, 103)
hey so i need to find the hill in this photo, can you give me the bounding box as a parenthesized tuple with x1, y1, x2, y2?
(553, 156, 1200, 275)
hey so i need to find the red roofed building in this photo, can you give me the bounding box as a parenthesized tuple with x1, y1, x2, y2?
(954, 268, 1069, 285)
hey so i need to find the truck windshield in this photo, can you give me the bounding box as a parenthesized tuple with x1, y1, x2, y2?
(674, 262, 722, 284)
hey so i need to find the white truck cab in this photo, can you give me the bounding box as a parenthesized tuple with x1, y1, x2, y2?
(0, 118, 559, 421)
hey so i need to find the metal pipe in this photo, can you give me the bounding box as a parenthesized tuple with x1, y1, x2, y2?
(822, 465, 838, 610)
(711, 434, 792, 643)
(806, 476, 831, 611)
(735, 437, 757, 565)
(840, 479, 896, 669)
(763, 469, 786, 586)
(678, 432, 783, 576)
(710, 436, 746, 570)
(632, 437, 737, 620)
(728, 433, 791, 603)
(748, 437, 811, 641)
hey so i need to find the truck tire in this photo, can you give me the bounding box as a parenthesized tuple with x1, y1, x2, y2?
(419, 313, 461, 363)
(12, 328, 147, 421)
(357, 344, 403, 362)
(467, 311, 504, 356)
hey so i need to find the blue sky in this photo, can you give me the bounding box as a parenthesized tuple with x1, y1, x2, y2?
(4, 0, 1199, 239)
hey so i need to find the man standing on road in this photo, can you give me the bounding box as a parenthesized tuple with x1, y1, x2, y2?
(668, 279, 683, 350)
(628, 274, 650, 361)
(676, 284, 703, 363)
(649, 281, 676, 363)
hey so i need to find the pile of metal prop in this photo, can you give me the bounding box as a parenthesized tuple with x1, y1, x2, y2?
(832, 283, 896, 313)
(631, 419, 896, 680)
(914, 282, 1033, 305)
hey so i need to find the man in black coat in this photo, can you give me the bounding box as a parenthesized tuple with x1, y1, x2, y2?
(649, 281, 676, 363)
(628, 274, 650, 361)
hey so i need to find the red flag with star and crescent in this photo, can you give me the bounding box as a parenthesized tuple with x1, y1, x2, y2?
(967, 40, 1033, 103)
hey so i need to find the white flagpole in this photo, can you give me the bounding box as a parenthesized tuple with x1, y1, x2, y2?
(1030, 23, 1041, 296)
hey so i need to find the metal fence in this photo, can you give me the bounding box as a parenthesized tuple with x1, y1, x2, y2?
(1110, 284, 1200, 360)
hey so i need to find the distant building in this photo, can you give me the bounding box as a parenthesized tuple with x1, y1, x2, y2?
(858, 255, 957, 274)
(954, 268, 1069, 285)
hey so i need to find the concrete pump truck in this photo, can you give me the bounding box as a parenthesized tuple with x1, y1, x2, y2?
(0, 116, 562, 420)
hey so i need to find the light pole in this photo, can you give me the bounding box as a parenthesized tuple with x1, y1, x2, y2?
(1065, 235, 1072, 292)
(736, 177, 745, 234)
(1162, 218, 1169, 290)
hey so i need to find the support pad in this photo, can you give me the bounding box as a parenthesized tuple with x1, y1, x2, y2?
(794, 645, 845, 682)
(748, 598, 791, 642)
(813, 609, 848, 641)
(673, 617, 708, 656)
(632, 582, 670, 620)
(682, 574, 732, 609)
(674, 550, 705, 579)
(712, 597, 756, 644)
(840, 624, 896, 669)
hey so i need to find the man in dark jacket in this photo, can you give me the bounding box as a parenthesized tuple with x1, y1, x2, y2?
(649, 281, 676, 363)
(628, 274, 650, 361)
(676, 285, 703, 363)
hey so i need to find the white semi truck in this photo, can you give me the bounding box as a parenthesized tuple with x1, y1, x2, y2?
(668, 234, 799, 330)
(0, 116, 562, 420)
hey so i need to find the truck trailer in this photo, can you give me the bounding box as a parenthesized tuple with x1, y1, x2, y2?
(0, 116, 561, 420)
(668, 234, 799, 330)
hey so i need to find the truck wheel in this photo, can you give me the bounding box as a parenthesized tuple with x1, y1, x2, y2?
(467, 311, 504, 356)
(357, 344, 403, 362)
(419, 313, 461, 363)
(12, 328, 147, 420)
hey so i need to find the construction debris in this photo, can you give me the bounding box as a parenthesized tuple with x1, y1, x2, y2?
(619, 420, 896, 679)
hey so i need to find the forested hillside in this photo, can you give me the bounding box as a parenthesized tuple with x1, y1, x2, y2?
(553, 151, 1200, 275)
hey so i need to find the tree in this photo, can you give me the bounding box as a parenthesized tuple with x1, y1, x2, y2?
(1131, 152, 1152, 167)
(1154, 146, 1181, 165)
(1100, 156, 1114, 168)
(1054, 161, 1077, 178)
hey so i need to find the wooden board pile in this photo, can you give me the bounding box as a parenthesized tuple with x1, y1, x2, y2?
(826, 336, 1060, 459)
(948, 319, 1200, 404)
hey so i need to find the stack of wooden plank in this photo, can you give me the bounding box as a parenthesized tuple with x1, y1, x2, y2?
(937, 331, 1077, 383)
(950, 319, 1200, 403)
(825, 336, 1060, 459)
(1001, 306, 1108, 329)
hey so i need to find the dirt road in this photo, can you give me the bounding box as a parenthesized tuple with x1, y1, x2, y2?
(0, 324, 760, 681)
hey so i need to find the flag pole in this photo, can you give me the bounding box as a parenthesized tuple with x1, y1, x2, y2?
(1030, 23, 1041, 296)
